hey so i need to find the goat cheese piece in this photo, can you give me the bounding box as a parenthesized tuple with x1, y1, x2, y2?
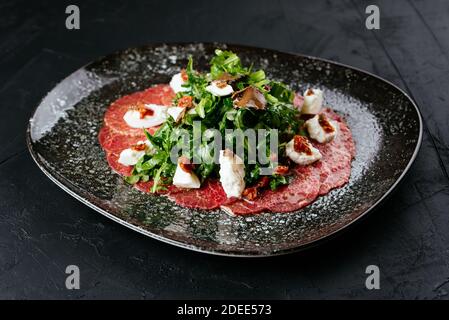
(206, 80, 234, 97)
(123, 104, 167, 128)
(286, 135, 322, 165)
(167, 106, 186, 122)
(169, 72, 190, 93)
(219, 149, 245, 198)
(118, 141, 152, 166)
(173, 159, 201, 189)
(301, 88, 323, 114)
(305, 114, 338, 143)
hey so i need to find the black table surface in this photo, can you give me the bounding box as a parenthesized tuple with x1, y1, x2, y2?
(1, 0, 449, 299)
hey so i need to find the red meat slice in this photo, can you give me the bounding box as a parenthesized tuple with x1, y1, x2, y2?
(312, 109, 355, 195)
(135, 180, 182, 194)
(134, 181, 154, 193)
(222, 165, 321, 215)
(106, 152, 133, 176)
(315, 147, 352, 195)
(98, 126, 147, 154)
(168, 180, 237, 210)
(104, 84, 174, 136)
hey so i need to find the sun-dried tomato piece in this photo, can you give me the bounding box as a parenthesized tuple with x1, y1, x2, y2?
(306, 89, 314, 96)
(178, 156, 195, 173)
(242, 177, 270, 200)
(256, 176, 270, 188)
(242, 187, 258, 200)
(318, 114, 335, 133)
(134, 103, 154, 119)
(180, 69, 188, 82)
(131, 142, 146, 151)
(293, 135, 312, 155)
(178, 95, 193, 108)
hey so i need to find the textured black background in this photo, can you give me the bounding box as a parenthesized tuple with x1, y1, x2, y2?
(1, 0, 449, 299)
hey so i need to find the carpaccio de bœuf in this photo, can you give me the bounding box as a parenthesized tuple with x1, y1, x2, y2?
(98, 50, 355, 215)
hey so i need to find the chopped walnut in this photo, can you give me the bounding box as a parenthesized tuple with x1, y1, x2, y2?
(217, 72, 240, 81)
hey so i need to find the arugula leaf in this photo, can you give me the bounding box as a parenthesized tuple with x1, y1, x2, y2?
(269, 82, 295, 104)
(124, 175, 140, 184)
(144, 129, 161, 149)
(269, 175, 288, 190)
(248, 70, 265, 83)
(210, 49, 249, 78)
(151, 164, 166, 193)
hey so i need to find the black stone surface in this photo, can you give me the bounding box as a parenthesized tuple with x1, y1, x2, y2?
(1, 0, 448, 299)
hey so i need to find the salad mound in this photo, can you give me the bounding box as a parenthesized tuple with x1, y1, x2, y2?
(99, 48, 355, 214)
(127, 50, 304, 194)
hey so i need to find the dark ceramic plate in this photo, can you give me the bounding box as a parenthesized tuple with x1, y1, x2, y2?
(27, 43, 422, 257)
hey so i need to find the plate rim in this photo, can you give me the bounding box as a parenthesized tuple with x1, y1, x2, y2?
(26, 42, 424, 257)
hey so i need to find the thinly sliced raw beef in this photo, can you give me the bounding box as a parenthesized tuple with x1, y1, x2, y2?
(312, 109, 355, 195)
(135, 180, 182, 194)
(168, 180, 236, 210)
(98, 126, 146, 154)
(315, 147, 352, 195)
(337, 121, 356, 158)
(106, 152, 133, 176)
(134, 180, 154, 193)
(321, 108, 355, 157)
(104, 84, 174, 136)
(222, 165, 321, 215)
(99, 85, 175, 181)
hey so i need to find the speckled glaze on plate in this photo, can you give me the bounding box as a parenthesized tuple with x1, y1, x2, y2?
(26, 43, 422, 257)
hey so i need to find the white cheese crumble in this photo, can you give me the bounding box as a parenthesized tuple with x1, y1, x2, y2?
(172, 159, 201, 189)
(219, 149, 245, 198)
(285, 136, 322, 165)
(305, 114, 338, 143)
(169, 72, 190, 93)
(167, 106, 186, 122)
(118, 140, 152, 166)
(301, 88, 323, 114)
(206, 81, 234, 97)
(123, 104, 168, 128)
